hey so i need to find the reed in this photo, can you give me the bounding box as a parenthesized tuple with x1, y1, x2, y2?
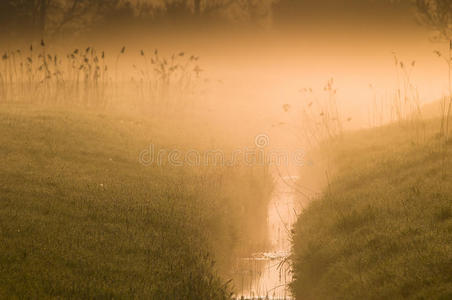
(0, 42, 202, 114)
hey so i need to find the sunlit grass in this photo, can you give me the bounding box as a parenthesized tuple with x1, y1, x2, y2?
(0, 104, 272, 298)
(291, 118, 452, 299)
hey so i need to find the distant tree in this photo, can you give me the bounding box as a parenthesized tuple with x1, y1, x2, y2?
(194, 0, 201, 15)
(149, 0, 274, 25)
(0, 1, 41, 39)
(3, 0, 122, 39)
(0, 0, 276, 40)
(415, 0, 452, 39)
(47, 0, 122, 37)
(415, 1, 452, 152)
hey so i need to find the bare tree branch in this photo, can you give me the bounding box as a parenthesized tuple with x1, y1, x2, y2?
(416, 0, 452, 39)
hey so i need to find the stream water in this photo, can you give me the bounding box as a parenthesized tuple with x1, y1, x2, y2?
(232, 175, 302, 300)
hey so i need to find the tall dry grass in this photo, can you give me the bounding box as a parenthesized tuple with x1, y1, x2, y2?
(0, 41, 203, 113)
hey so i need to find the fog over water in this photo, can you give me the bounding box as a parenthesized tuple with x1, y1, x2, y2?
(1, 1, 451, 299)
(85, 0, 449, 130)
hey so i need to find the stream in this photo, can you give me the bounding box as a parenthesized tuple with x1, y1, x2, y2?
(232, 175, 301, 300)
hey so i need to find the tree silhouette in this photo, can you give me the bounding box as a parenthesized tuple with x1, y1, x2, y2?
(416, 0, 452, 39)
(2, 0, 121, 38)
(156, 0, 273, 24)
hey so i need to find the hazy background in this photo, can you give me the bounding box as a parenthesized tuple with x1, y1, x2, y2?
(1, 0, 450, 134)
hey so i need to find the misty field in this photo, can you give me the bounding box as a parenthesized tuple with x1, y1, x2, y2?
(0, 104, 272, 299)
(291, 118, 452, 299)
(1, 0, 452, 299)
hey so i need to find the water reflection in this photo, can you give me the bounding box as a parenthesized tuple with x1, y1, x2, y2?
(232, 175, 300, 300)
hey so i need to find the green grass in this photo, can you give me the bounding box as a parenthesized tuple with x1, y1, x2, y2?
(291, 119, 452, 300)
(0, 104, 271, 299)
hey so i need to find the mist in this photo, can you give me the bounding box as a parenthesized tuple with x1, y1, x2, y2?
(1, 0, 452, 299)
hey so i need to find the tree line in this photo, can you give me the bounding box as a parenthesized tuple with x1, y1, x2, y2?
(0, 0, 450, 41)
(0, 0, 274, 39)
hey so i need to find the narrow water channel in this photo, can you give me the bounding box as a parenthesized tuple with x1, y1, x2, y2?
(232, 175, 301, 300)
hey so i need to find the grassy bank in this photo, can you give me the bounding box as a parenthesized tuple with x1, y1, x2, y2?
(0, 104, 272, 299)
(291, 119, 452, 299)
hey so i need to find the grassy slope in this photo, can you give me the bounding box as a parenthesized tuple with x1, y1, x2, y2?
(0, 104, 271, 299)
(291, 120, 452, 300)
